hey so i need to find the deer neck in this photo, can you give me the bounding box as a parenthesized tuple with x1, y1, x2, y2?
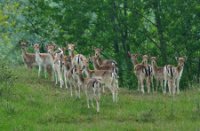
(69, 50, 75, 60)
(96, 56, 103, 65)
(93, 58, 101, 70)
(151, 61, 158, 74)
(132, 58, 139, 68)
(176, 64, 184, 77)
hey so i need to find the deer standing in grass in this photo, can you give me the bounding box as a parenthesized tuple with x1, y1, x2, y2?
(62, 55, 76, 96)
(84, 56, 119, 102)
(93, 48, 117, 69)
(74, 67, 102, 112)
(150, 57, 164, 92)
(128, 52, 152, 94)
(67, 43, 87, 98)
(47, 45, 64, 88)
(33, 43, 55, 83)
(163, 57, 186, 95)
(19, 40, 37, 69)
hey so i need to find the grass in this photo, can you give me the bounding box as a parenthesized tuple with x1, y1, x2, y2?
(0, 66, 200, 130)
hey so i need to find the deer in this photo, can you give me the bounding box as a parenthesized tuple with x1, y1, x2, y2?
(62, 55, 76, 97)
(82, 57, 119, 102)
(19, 40, 37, 69)
(128, 52, 152, 94)
(175, 57, 186, 94)
(163, 57, 186, 95)
(150, 57, 165, 92)
(74, 67, 102, 112)
(47, 45, 64, 88)
(163, 65, 177, 95)
(93, 48, 117, 69)
(141, 55, 154, 93)
(67, 43, 87, 70)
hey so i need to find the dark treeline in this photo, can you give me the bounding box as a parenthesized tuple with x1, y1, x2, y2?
(0, 0, 199, 89)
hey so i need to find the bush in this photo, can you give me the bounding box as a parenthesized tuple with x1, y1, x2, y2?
(0, 58, 16, 96)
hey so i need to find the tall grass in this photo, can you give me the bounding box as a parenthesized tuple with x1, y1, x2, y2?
(0, 66, 200, 130)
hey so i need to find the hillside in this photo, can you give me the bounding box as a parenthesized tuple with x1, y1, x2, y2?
(0, 67, 200, 130)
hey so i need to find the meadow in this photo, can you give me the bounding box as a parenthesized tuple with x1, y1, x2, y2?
(0, 66, 200, 130)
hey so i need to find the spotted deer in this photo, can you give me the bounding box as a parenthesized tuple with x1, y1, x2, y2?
(19, 40, 37, 69)
(128, 52, 152, 94)
(93, 48, 117, 69)
(163, 65, 177, 95)
(163, 57, 186, 95)
(62, 55, 76, 96)
(67, 44, 87, 70)
(150, 57, 164, 92)
(33, 43, 55, 81)
(74, 67, 102, 112)
(141, 55, 153, 93)
(82, 57, 119, 102)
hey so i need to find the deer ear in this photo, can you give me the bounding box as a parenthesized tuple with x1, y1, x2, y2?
(45, 44, 49, 49)
(184, 56, 187, 61)
(127, 51, 131, 58)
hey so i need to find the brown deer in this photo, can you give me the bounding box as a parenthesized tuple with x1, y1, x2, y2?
(150, 57, 164, 92)
(93, 48, 117, 68)
(163, 57, 186, 95)
(82, 58, 119, 102)
(67, 44, 87, 70)
(62, 55, 76, 97)
(19, 40, 37, 69)
(175, 57, 186, 94)
(74, 67, 102, 112)
(128, 52, 152, 94)
(33, 44, 55, 81)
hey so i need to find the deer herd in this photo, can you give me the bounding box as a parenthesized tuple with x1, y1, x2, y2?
(19, 40, 186, 112)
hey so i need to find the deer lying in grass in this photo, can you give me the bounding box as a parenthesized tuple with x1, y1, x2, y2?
(83, 57, 119, 102)
(163, 57, 186, 95)
(74, 67, 102, 112)
(62, 55, 76, 96)
(19, 40, 37, 69)
(128, 52, 152, 94)
(150, 57, 164, 92)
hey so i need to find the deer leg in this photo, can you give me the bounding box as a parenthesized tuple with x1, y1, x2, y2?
(96, 97, 100, 112)
(44, 65, 47, 78)
(38, 65, 41, 77)
(172, 80, 176, 96)
(137, 79, 140, 91)
(140, 78, 145, 94)
(64, 75, 68, 89)
(176, 78, 180, 94)
(151, 76, 154, 92)
(163, 78, 167, 94)
(168, 80, 172, 95)
(156, 79, 159, 92)
(146, 77, 151, 93)
(58, 70, 63, 88)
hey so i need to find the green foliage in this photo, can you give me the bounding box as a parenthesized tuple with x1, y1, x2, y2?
(0, 58, 16, 96)
(0, 0, 199, 88)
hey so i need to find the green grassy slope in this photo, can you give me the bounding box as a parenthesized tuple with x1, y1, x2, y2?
(0, 67, 200, 130)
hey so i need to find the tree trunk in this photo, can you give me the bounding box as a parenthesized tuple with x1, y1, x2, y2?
(153, 0, 168, 63)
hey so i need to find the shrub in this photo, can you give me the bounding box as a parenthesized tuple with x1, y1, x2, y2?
(0, 58, 16, 96)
